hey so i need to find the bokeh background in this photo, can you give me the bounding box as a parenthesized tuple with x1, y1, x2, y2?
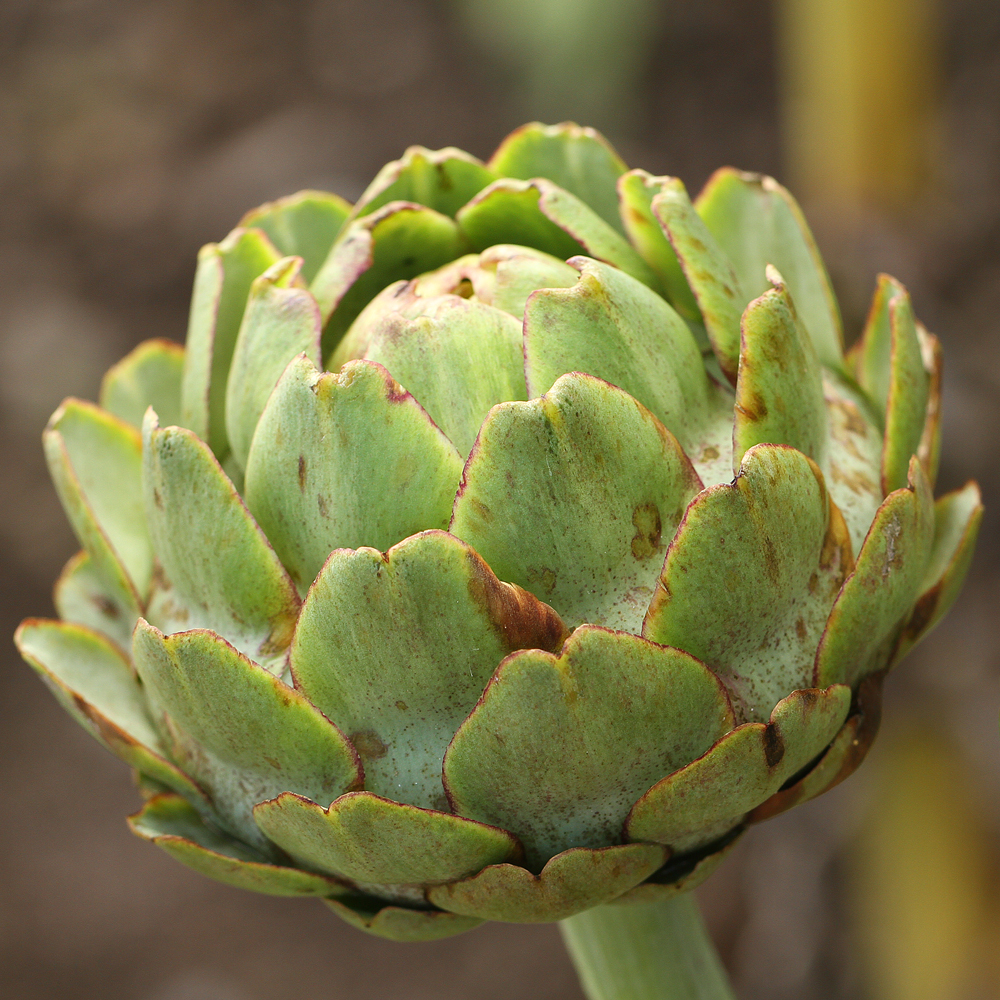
(2, 1, 999, 998)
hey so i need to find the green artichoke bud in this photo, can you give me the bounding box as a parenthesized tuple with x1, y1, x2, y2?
(17, 122, 982, 942)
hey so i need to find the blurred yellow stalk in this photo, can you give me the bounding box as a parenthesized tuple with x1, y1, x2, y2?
(775, 0, 940, 211)
(849, 723, 994, 1000)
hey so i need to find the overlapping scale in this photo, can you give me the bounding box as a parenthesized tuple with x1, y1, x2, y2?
(15, 619, 207, 806)
(310, 201, 463, 354)
(443, 625, 733, 868)
(290, 530, 568, 811)
(644, 444, 853, 721)
(45, 400, 152, 616)
(132, 622, 362, 852)
(181, 227, 281, 460)
(254, 790, 521, 889)
(129, 793, 349, 897)
(694, 169, 844, 374)
(451, 373, 703, 631)
(458, 177, 657, 288)
(244, 355, 464, 592)
(100, 338, 185, 430)
(488, 121, 628, 235)
(224, 257, 322, 473)
(142, 411, 300, 670)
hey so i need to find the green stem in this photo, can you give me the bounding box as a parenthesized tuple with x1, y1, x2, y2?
(559, 895, 736, 1000)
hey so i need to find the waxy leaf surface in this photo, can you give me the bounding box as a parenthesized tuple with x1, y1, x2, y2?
(733, 270, 827, 470)
(488, 121, 628, 235)
(129, 793, 347, 896)
(100, 339, 185, 430)
(821, 374, 885, 557)
(427, 844, 667, 922)
(224, 257, 323, 473)
(245, 355, 463, 592)
(451, 373, 703, 632)
(291, 530, 568, 811)
(45, 399, 151, 614)
(132, 622, 361, 851)
(254, 791, 520, 886)
(522, 258, 713, 455)
(644, 445, 852, 721)
(359, 295, 526, 458)
(444, 626, 733, 868)
(143, 413, 300, 667)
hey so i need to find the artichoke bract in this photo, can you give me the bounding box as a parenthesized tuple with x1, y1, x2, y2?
(17, 122, 981, 941)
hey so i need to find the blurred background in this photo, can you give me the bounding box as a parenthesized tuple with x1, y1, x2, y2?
(1, 1, 999, 997)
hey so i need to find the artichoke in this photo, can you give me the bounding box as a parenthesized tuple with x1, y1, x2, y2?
(16, 122, 981, 943)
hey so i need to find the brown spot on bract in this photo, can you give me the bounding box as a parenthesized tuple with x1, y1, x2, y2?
(261, 608, 298, 656)
(526, 566, 557, 595)
(93, 595, 120, 619)
(820, 498, 855, 579)
(631, 503, 662, 561)
(830, 463, 878, 496)
(761, 536, 780, 583)
(153, 488, 163, 509)
(298, 455, 307, 491)
(737, 387, 768, 423)
(350, 730, 388, 760)
(263, 755, 282, 769)
(395, 700, 409, 711)
(317, 494, 329, 519)
(468, 497, 493, 525)
(749, 673, 885, 824)
(832, 398, 867, 436)
(900, 587, 939, 646)
(795, 618, 807, 641)
(762, 725, 785, 770)
(435, 161, 454, 190)
(700, 445, 720, 462)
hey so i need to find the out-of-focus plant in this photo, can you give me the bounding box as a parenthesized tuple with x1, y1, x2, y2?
(453, 0, 660, 135)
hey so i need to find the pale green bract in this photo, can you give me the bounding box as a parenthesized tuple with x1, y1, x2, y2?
(17, 122, 981, 942)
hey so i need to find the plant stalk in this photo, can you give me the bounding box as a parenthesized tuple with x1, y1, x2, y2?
(559, 895, 736, 1000)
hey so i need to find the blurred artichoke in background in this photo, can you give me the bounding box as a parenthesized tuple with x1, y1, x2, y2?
(15, 122, 981, 942)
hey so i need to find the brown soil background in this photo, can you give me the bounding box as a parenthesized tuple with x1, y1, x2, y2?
(2, 2, 998, 998)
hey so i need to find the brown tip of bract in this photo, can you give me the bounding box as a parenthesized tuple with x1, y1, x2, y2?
(464, 546, 570, 654)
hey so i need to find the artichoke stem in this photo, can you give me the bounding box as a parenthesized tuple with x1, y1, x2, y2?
(559, 895, 736, 1000)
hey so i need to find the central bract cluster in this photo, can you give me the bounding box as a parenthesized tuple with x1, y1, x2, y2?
(17, 123, 981, 942)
